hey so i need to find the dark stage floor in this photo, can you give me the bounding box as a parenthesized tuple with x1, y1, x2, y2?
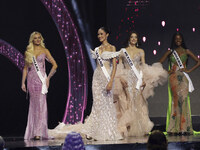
(3, 134, 200, 150)
(3, 117, 200, 150)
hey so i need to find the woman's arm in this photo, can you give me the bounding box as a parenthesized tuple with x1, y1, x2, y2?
(160, 50, 173, 74)
(185, 49, 200, 73)
(45, 49, 58, 79)
(140, 49, 145, 64)
(106, 46, 117, 91)
(139, 49, 146, 89)
(160, 50, 171, 63)
(21, 64, 28, 92)
(45, 49, 58, 88)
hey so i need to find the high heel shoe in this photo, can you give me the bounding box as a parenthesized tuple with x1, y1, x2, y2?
(86, 135, 92, 140)
(33, 136, 41, 140)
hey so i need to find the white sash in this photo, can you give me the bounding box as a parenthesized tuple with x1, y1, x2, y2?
(171, 49, 194, 92)
(32, 56, 48, 94)
(95, 47, 110, 81)
(122, 48, 143, 90)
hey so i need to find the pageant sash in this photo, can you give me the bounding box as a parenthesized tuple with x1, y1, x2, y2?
(32, 56, 48, 94)
(122, 48, 143, 90)
(171, 49, 194, 92)
(95, 47, 110, 81)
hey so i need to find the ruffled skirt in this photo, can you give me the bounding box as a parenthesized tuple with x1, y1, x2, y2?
(114, 62, 167, 136)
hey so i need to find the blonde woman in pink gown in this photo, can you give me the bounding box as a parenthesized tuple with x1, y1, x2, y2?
(114, 31, 168, 137)
(21, 31, 57, 140)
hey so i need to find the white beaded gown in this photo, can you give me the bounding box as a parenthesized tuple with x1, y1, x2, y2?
(49, 48, 122, 141)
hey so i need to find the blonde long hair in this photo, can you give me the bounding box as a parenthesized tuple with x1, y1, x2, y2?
(25, 31, 45, 66)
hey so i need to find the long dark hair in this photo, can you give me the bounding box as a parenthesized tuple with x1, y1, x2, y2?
(170, 32, 187, 50)
(124, 30, 141, 48)
(99, 27, 110, 34)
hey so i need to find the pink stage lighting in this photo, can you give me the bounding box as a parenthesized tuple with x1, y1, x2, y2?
(142, 36, 146, 42)
(153, 50, 157, 55)
(161, 21, 165, 27)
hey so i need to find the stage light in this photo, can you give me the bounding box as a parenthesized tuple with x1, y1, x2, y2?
(153, 50, 157, 55)
(161, 21, 165, 27)
(142, 36, 146, 42)
(192, 28, 195, 32)
(168, 48, 171, 50)
(158, 41, 161, 46)
(177, 28, 179, 31)
(116, 36, 119, 40)
(198, 55, 200, 59)
(134, 1, 137, 5)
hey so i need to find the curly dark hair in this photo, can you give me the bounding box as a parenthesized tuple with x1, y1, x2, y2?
(170, 32, 187, 50)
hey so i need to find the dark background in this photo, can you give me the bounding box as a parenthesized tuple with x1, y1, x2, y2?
(0, 0, 68, 136)
(0, 0, 106, 137)
(0, 0, 199, 137)
(106, 0, 200, 118)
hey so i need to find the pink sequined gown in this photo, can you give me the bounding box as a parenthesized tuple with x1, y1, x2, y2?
(24, 54, 48, 140)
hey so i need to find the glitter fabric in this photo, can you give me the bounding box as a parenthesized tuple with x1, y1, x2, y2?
(0, 39, 24, 71)
(48, 50, 122, 141)
(24, 54, 48, 140)
(40, 0, 88, 124)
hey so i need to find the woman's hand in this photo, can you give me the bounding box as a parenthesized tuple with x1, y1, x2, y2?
(168, 69, 174, 75)
(180, 68, 190, 73)
(46, 78, 50, 89)
(106, 81, 113, 92)
(21, 83, 26, 92)
(120, 78, 128, 88)
(141, 81, 146, 91)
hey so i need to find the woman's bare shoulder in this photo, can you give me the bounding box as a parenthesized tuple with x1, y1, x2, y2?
(108, 44, 116, 52)
(137, 48, 144, 53)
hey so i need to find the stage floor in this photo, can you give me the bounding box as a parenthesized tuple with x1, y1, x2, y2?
(4, 134, 200, 150)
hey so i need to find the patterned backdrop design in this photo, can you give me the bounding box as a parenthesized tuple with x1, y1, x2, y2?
(115, 0, 150, 42)
(0, 39, 24, 72)
(40, 0, 88, 124)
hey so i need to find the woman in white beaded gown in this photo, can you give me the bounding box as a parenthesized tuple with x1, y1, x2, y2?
(113, 31, 168, 137)
(49, 27, 122, 141)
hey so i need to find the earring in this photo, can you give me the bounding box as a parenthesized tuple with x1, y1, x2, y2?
(136, 43, 139, 47)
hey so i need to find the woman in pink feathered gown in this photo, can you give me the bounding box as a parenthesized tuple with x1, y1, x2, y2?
(114, 31, 168, 137)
